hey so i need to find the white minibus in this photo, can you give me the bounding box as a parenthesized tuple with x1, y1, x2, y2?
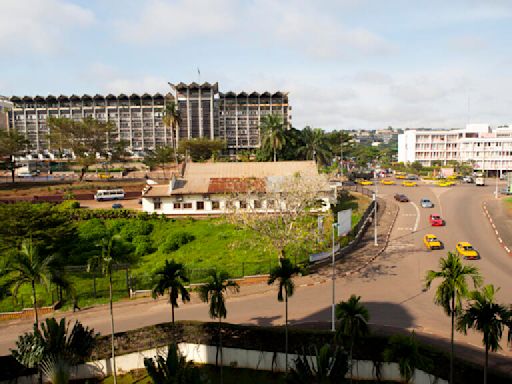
(94, 189, 125, 201)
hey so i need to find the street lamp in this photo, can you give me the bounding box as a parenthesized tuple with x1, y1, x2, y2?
(331, 222, 340, 332)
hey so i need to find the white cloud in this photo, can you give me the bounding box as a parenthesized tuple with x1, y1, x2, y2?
(115, 0, 237, 43)
(0, 0, 95, 53)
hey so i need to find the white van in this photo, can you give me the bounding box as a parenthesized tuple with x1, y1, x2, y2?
(94, 189, 125, 201)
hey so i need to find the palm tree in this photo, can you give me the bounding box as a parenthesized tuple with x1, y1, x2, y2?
(335, 294, 370, 383)
(12, 317, 96, 384)
(3, 238, 56, 326)
(286, 343, 348, 384)
(198, 270, 239, 382)
(298, 126, 331, 166)
(144, 343, 203, 384)
(162, 101, 180, 160)
(260, 114, 286, 162)
(424, 251, 481, 384)
(457, 285, 511, 384)
(268, 257, 301, 372)
(151, 260, 190, 324)
(383, 332, 426, 384)
(87, 231, 126, 384)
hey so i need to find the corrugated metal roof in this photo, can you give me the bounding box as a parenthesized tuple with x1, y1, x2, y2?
(184, 161, 318, 178)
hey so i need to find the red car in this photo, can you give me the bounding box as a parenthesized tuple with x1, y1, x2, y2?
(429, 214, 444, 226)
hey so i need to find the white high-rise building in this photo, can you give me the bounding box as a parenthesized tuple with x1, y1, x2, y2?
(398, 124, 512, 174)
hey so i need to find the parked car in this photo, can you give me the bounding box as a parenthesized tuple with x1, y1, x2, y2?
(406, 174, 419, 180)
(456, 241, 479, 260)
(381, 179, 395, 185)
(429, 214, 444, 226)
(462, 176, 474, 183)
(394, 194, 409, 202)
(420, 198, 433, 208)
(342, 181, 356, 187)
(423, 234, 442, 250)
(402, 181, 417, 187)
(112, 203, 123, 209)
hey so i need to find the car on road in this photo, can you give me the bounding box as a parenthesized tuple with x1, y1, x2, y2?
(112, 203, 123, 209)
(456, 242, 480, 260)
(423, 234, 443, 250)
(420, 198, 433, 208)
(394, 193, 409, 202)
(429, 214, 444, 226)
(437, 181, 455, 187)
(381, 179, 395, 185)
(406, 174, 419, 180)
(358, 180, 373, 186)
(402, 181, 417, 187)
(342, 181, 356, 186)
(462, 176, 474, 183)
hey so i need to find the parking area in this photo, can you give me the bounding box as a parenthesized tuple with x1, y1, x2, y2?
(79, 197, 143, 211)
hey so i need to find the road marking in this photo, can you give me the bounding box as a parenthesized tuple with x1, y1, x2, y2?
(410, 202, 421, 232)
(403, 213, 416, 216)
(397, 227, 413, 231)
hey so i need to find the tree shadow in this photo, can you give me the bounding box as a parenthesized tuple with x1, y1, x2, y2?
(248, 315, 282, 327)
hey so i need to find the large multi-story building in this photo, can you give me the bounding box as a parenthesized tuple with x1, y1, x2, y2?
(0, 97, 12, 131)
(398, 123, 512, 174)
(3, 82, 291, 153)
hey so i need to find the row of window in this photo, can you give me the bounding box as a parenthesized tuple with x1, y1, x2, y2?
(153, 199, 277, 211)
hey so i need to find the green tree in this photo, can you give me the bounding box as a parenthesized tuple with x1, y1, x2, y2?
(424, 252, 482, 384)
(87, 229, 131, 384)
(298, 126, 331, 166)
(144, 343, 203, 384)
(178, 138, 225, 161)
(162, 101, 180, 158)
(151, 260, 190, 324)
(143, 145, 175, 178)
(2, 238, 57, 326)
(457, 285, 511, 384)
(47, 116, 116, 180)
(260, 114, 286, 162)
(335, 294, 369, 383)
(12, 317, 96, 384)
(383, 332, 427, 384)
(410, 161, 423, 173)
(268, 257, 301, 372)
(286, 344, 349, 384)
(0, 130, 30, 182)
(198, 270, 239, 382)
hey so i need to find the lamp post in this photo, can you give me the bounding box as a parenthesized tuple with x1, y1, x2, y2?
(331, 222, 339, 332)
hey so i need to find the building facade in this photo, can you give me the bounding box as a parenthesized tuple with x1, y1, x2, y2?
(4, 82, 291, 153)
(398, 123, 512, 174)
(0, 97, 12, 131)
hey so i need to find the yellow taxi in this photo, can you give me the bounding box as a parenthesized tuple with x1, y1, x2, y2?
(359, 180, 373, 186)
(456, 242, 479, 260)
(437, 181, 455, 187)
(423, 234, 442, 250)
(381, 179, 395, 185)
(402, 181, 417, 187)
(396, 174, 407, 179)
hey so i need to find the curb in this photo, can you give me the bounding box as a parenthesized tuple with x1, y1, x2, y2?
(482, 202, 512, 256)
(298, 200, 400, 287)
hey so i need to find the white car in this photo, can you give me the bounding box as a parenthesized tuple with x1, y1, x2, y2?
(420, 198, 433, 208)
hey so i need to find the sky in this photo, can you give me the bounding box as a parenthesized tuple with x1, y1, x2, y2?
(1, 0, 512, 130)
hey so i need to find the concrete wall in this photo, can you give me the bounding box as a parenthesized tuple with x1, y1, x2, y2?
(3, 343, 447, 384)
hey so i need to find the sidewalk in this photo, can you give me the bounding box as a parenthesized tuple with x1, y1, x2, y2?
(483, 198, 512, 256)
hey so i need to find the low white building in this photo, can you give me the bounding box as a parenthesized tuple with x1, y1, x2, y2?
(398, 123, 512, 174)
(141, 161, 331, 215)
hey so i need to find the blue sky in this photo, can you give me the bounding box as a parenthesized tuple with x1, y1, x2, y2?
(1, 0, 512, 130)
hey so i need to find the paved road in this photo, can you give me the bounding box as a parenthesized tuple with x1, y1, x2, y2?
(1, 182, 511, 375)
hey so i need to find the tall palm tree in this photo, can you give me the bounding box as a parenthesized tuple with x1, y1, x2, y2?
(286, 343, 348, 384)
(268, 257, 301, 372)
(457, 285, 511, 384)
(298, 126, 331, 166)
(335, 294, 370, 383)
(198, 270, 239, 383)
(87, 231, 126, 384)
(151, 260, 190, 324)
(260, 114, 286, 162)
(144, 343, 203, 384)
(162, 101, 180, 160)
(424, 252, 481, 384)
(2, 238, 56, 326)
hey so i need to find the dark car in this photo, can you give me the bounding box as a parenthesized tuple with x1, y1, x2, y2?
(112, 203, 123, 209)
(342, 181, 356, 186)
(394, 193, 409, 202)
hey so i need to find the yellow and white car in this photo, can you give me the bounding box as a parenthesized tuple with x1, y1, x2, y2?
(456, 242, 480, 260)
(381, 179, 395, 185)
(437, 181, 455, 187)
(359, 180, 373, 186)
(402, 181, 417, 187)
(423, 234, 442, 250)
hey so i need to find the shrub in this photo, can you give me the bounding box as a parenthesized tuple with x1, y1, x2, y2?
(57, 200, 80, 210)
(120, 220, 154, 241)
(160, 231, 196, 253)
(133, 235, 155, 257)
